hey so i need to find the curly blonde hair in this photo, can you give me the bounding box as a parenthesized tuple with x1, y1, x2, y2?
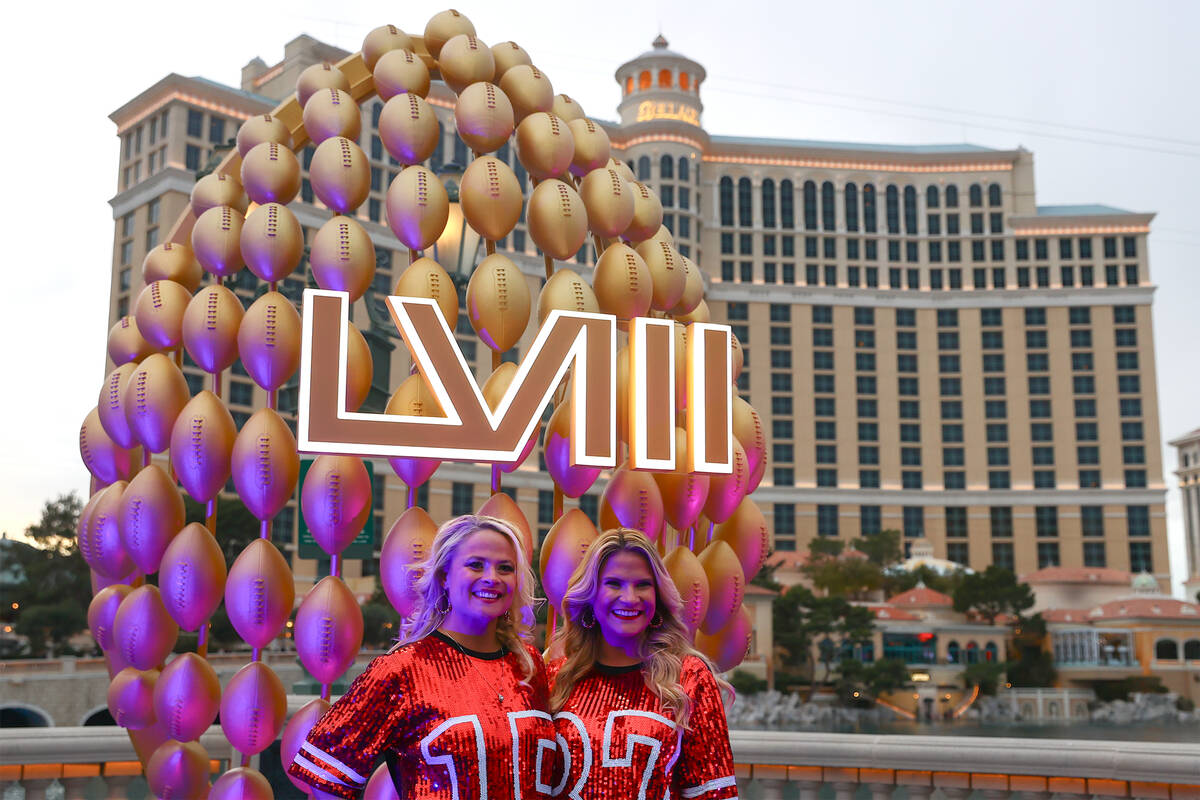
(547, 529, 730, 728)
(399, 514, 539, 682)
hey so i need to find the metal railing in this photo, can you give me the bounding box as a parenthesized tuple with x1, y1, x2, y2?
(1, 725, 1197, 799)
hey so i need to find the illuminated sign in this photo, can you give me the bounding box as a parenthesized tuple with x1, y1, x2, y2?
(296, 290, 733, 473)
(636, 100, 699, 126)
(910, 672, 931, 683)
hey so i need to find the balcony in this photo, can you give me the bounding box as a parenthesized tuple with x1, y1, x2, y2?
(1, 723, 1196, 800)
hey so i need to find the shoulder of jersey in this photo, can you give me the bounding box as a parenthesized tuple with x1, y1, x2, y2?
(680, 654, 716, 684)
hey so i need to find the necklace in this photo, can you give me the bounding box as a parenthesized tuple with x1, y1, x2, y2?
(439, 630, 507, 703)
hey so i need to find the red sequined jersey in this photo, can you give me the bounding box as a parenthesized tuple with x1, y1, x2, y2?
(288, 632, 556, 799)
(550, 656, 737, 800)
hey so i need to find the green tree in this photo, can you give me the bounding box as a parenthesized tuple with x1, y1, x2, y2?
(361, 602, 402, 648)
(1007, 613, 1057, 688)
(852, 529, 902, 567)
(962, 660, 1008, 695)
(773, 585, 876, 698)
(15, 601, 88, 658)
(750, 552, 782, 591)
(952, 565, 1034, 625)
(835, 657, 908, 706)
(801, 552, 884, 600)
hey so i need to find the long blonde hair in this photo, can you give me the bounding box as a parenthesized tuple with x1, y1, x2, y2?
(399, 514, 538, 682)
(548, 529, 729, 728)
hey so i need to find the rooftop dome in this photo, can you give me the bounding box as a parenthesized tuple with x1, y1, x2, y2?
(1131, 572, 1161, 595)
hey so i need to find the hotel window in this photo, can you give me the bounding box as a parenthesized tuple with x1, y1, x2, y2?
(899, 401, 920, 420)
(1071, 352, 1094, 371)
(1074, 399, 1097, 417)
(817, 469, 837, 487)
(1073, 376, 1096, 395)
(984, 377, 1006, 396)
(1026, 330, 1048, 349)
(987, 447, 1009, 467)
(941, 401, 962, 419)
(943, 448, 965, 467)
(537, 490, 554, 526)
(1122, 421, 1144, 440)
(944, 471, 965, 489)
(1116, 351, 1139, 370)
(902, 470, 922, 489)
(1081, 506, 1105, 537)
(988, 471, 1011, 489)
(992, 542, 1015, 570)
(942, 424, 963, 442)
(814, 351, 834, 370)
(815, 420, 836, 440)
(1037, 542, 1061, 568)
(771, 349, 792, 369)
(856, 352, 876, 371)
(1127, 505, 1150, 536)
(579, 495, 598, 524)
(1129, 542, 1152, 573)
(772, 373, 793, 392)
(1031, 423, 1052, 442)
(775, 444, 795, 463)
(817, 505, 839, 537)
(860, 506, 882, 536)
(451, 482, 474, 516)
(843, 182, 859, 231)
(814, 397, 836, 417)
(803, 181, 818, 229)
(772, 397, 793, 415)
(1035, 506, 1058, 537)
(760, 179, 776, 227)
(858, 422, 879, 441)
(986, 424, 1008, 443)
(814, 374, 835, 393)
(900, 423, 921, 442)
(718, 177, 733, 225)
(981, 331, 1003, 349)
(1119, 398, 1142, 417)
(1018, 268, 1030, 287)
(990, 506, 1013, 537)
(903, 507, 924, 538)
(945, 507, 968, 537)
(985, 401, 1007, 419)
(1082, 541, 1107, 567)
(1034, 471, 1056, 489)
(773, 468, 794, 486)
(859, 470, 880, 488)
(858, 445, 879, 465)
(773, 504, 796, 550)
(947, 543, 969, 565)
(1036, 267, 1050, 287)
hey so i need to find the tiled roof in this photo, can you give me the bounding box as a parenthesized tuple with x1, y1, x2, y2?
(743, 584, 778, 597)
(1035, 204, 1132, 216)
(1023, 566, 1131, 585)
(1089, 598, 1200, 621)
(888, 586, 954, 607)
(709, 135, 999, 154)
(1042, 608, 1093, 623)
(866, 604, 921, 622)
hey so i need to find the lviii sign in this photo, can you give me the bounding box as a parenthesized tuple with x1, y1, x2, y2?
(297, 290, 734, 474)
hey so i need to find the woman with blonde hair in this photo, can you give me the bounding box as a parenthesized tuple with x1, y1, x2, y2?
(289, 514, 555, 799)
(547, 528, 737, 800)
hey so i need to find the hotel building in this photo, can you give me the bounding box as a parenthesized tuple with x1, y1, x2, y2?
(105, 33, 1170, 597)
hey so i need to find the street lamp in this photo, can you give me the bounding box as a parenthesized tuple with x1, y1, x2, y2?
(432, 163, 482, 287)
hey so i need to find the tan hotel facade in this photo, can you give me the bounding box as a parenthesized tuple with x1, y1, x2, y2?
(105, 34, 1169, 596)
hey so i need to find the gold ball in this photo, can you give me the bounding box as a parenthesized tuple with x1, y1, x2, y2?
(625, 181, 664, 242)
(386, 165, 449, 251)
(592, 243, 651, 320)
(190, 205, 245, 278)
(240, 202, 303, 282)
(134, 280, 192, 351)
(647, 222, 675, 248)
(608, 157, 637, 185)
(345, 323, 373, 412)
(393, 257, 459, 330)
(676, 298, 710, 324)
(491, 41, 531, 79)
(240, 142, 301, 205)
(108, 316, 154, 365)
(190, 173, 246, 218)
(303, 88, 361, 145)
(424, 9, 475, 59)
(238, 293, 303, 393)
(527, 179, 587, 260)
(568, 118, 611, 178)
(552, 93, 584, 122)
(236, 114, 291, 158)
(182, 285, 244, 374)
(373, 48, 431, 100)
(295, 62, 349, 108)
(537, 268, 598, 327)
(310, 216, 377, 302)
(438, 34, 494, 94)
(143, 243, 202, 292)
(515, 112, 573, 179)
(460, 156, 522, 241)
(466, 253, 531, 352)
(635, 238, 686, 312)
(672, 255, 704, 315)
(499, 64, 554, 122)
(455, 82, 514, 154)
(379, 93, 441, 166)
(309, 137, 370, 214)
(579, 167, 634, 239)
(362, 24, 413, 71)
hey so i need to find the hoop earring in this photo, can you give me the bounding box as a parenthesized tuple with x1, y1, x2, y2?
(435, 593, 451, 615)
(580, 608, 596, 629)
(650, 612, 663, 629)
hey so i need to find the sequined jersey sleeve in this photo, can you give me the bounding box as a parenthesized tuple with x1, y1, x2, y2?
(288, 649, 413, 798)
(672, 657, 737, 800)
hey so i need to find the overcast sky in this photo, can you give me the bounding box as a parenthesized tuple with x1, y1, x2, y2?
(2, 0, 1196, 593)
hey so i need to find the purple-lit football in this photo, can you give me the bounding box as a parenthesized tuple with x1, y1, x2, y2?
(158, 523, 226, 632)
(88, 584, 132, 652)
(226, 538, 295, 648)
(118, 463, 184, 576)
(380, 507, 437, 617)
(220, 661, 287, 755)
(107, 667, 159, 730)
(280, 697, 331, 793)
(153, 652, 221, 742)
(113, 584, 178, 671)
(294, 576, 363, 684)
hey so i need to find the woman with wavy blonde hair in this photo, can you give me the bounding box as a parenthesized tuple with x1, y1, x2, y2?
(547, 529, 737, 800)
(289, 515, 555, 800)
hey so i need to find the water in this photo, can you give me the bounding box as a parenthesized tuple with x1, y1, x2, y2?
(737, 717, 1200, 742)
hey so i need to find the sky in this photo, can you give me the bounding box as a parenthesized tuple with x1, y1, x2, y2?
(1, 0, 1196, 593)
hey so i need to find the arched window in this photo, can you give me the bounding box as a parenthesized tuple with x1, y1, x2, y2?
(947, 640, 960, 664)
(926, 185, 940, 209)
(637, 156, 651, 180)
(761, 179, 776, 227)
(965, 640, 979, 665)
(719, 176, 734, 226)
(844, 183, 859, 232)
(903, 185, 918, 234)
(780, 180, 795, 228)
(862, 183, 877, 233)
(885, 185, 900, 234)
(658, 69, 672, 88)
(737, 177, 752, 227)
(985, 642, 999, 662)
(82, 708, 116, 726)
(678, 156, 689, 182)
(639, 70, 651, 90)
(625, 76, 634, 95)
(660, 155, 674, 180)
(988, 183, 1002, 206)
(1155, 639, 1180, 660)
(821, 181, 836, 231)
(945, 184, 959, 208)
(680, 73, 691, 91)
(1185, 639, 1200, 660)
(802, 180, 818, 230)
(969, 183, 983, 207)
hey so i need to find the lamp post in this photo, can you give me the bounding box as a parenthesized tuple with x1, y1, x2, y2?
(432, 163, 482, 289)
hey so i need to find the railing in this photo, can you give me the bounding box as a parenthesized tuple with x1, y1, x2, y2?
(0, 650, 391, 676)
(1, 726, 1197, 799)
